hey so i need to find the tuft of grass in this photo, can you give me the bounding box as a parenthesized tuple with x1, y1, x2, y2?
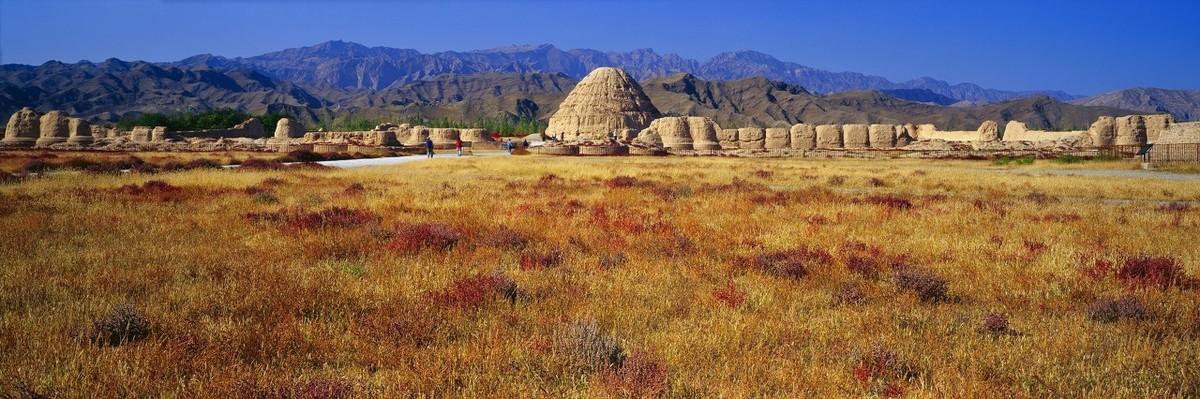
(82, 304, 151, 346)
(1087, 296, 1149, 323)
(893, 265, 949, 302)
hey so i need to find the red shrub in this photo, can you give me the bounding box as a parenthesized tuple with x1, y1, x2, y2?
(853, 344, 919, 395)
(605, 175, 640, 188)
(287, 207, 376, 230)
(752, 169, 774, 179)
(832, 282, 868, 306)
(1116, 256, 1191, 289)
(1022, 240, 1048, 256)
(480, 225, 530, 249)
(536, 173, 561, 186)
(114, 180, 186, 201)
(1157, 202, 1192, 213)
(426, 274, 519, 309)
(300, 377, 353, 399)
(238, 159, 286, 170)
(740, 248, 833, 280)
(1024, 191, 1060, 204)
(749, 192, 790, 206)
(387, 223, 461, 252)
(982, 313, 1009, 334)
(712, 280, 746, 308)
(244, 207, 377, 230)
(342, 183, 366, 196)
(893, 265, 948, 302)
(864, 195, 912, 211)
(519, 248, 563, 270)
(599, 351, 669, 398)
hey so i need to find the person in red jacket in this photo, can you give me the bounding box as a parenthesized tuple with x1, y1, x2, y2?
(454, 137, 464, 157)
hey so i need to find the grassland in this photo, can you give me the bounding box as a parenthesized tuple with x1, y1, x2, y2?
(1, 155, 1198, 398)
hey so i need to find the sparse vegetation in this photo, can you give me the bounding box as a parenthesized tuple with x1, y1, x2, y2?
(0, 155, 1197, 397)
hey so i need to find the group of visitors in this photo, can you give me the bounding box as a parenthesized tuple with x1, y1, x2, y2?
(424, 137, 467, 158)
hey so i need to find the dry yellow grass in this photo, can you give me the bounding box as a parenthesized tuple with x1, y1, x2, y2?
(1, 155, 1198, 398)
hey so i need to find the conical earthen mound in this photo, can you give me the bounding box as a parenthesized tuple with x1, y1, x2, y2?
(546, 67, 660, 141)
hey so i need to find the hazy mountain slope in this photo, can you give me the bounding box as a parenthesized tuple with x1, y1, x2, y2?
(165, 41, 1075, 103)
(0, 59, 323, 121)
(641, 73, 1130, 130)
(1071, 88, 1200, 121)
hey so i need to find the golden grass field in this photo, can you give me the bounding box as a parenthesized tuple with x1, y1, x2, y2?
(1, 154, 1198, 398)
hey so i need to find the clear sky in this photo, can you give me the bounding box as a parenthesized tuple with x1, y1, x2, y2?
(2, 0, 1197, 95)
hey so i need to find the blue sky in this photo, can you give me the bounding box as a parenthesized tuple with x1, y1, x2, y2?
(2, 0, 1197, 95)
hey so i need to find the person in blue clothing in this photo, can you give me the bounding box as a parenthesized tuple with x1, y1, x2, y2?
(425, 137, 434, 158)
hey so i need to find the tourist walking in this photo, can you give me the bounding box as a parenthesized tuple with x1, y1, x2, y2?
(425, 137, 434, 158)
(454, 137, 464, 157)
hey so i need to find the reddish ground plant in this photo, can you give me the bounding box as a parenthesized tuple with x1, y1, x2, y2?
(599, 252, 628, 269)
(845, 256, 882, 279)
(1025, 213, 1082, 223)
(537, 173, 561, 185)
(161, 158, 222, 172)
(697, 178, 768, 195)
(1115, 255, 1192, 289)
(712, 280, 747, 308)
(237, 159, 287, 170)
(244, 207, 377, 230)
(358, 301, 446, 347)
(1156, 202, 1192, 213)
(749, 192, 790, 206)
(425, 273, 521, 309)
(20, 159, 50, 173)
(519, 248, 563, 270)
(893, 265, 949, 302)
(288, 207, 376, 230)
(599, 351, 670, 398)
(852, 344, 920, 396)
(299, 377, 354, 399)
(832, 282, 868, 306)
(342, 183, 366, 196)
(982, 313, 1010, 334)
(972, 199, 1009, 217)
(1087, 296, 1148, 323)
(479, 225, 529, 250)
(1022, 240, 1048, 256)
(826, 176, 847, 186)
(605, 175, 640, 188)
(867, 177, 889, 187)
(740, 248, 833, 280)
(386, 222, 461, 252)
(752, 169, 774, 179)
(259, 177, 287, 187)
(114, 180, 187, 201)
(1024, 191, 1060, 205)
(864, 195, 913, 211)
(283, 150, 328, 163)
(81, 304, 151, 346)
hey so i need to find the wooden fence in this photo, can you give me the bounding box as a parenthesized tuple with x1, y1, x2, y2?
(1144, 143, 1200, 163)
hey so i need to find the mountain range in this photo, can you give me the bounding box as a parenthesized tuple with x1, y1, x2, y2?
(169, 40, 1077, 104)
(1, 40, 1197, 130)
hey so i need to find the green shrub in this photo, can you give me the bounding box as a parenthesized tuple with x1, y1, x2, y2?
(1054, 155, 1084, 164)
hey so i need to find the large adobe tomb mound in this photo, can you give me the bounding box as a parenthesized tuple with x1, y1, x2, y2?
(545, 67, 660, 141)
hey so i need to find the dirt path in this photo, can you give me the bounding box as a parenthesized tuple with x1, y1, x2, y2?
(300, 151, 511, 168)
